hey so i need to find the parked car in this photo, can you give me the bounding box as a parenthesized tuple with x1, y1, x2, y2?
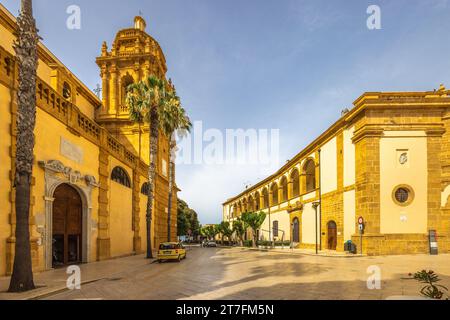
(205, 241, 217, 247)
(157, 242, 186, 263)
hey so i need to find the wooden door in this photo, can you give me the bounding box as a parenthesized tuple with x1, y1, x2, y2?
(293, 218, 299, 243)
(327, 221, 337, 250)
(52, 184, 82, 267)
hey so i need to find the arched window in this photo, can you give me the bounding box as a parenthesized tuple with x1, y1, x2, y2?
(304, 159, 316, 193)
(280, 176, 288, 202)
(271, 183, 278, 206)
(243, 199, 248, 213)
(262, 188, 269, 209)
(248, 195, 254, 212)
(111, 166, 131, 188)
(232, 204, 237, 218)
(121, 74, 134, 111)
(254, 191, 260, 210)
(141, 182, 149, 195)
(290, 169, 300, 198)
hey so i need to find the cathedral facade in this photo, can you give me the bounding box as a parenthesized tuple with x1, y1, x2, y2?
(0, 4, 177, 276)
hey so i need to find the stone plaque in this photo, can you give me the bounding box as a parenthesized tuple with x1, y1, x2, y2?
(60, 137, 83, 164)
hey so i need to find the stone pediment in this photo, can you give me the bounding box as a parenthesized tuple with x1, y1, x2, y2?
(38, 160, 99, 187)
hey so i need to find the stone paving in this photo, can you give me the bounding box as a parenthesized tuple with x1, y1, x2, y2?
(1, 247, 449, 300)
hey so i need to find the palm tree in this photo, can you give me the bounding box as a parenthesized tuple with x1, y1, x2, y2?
(232, 217, 246, 246)
(241, 211, 266, 248)
(126, 75, 172, 259)
(158, 88, 191, 242)
(8, 0, 39, 293)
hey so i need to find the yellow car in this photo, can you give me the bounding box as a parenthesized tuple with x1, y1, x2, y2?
(157, 242, 186, 263)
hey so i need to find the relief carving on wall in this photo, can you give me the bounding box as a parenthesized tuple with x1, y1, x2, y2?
(38, 160, 99, 187)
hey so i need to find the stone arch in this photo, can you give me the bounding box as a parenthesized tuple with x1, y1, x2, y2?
(39, 160, 98, 270)
(111, 166, 131, 188)
(303, 158, 316, 193)
(120, 73, 134, 111)
(254, 191, 261, 210)
(279, 175, 288, 202)
(247, 195, 254, 212)
(270, 182, 279, 206)
(290, 168, 300, 198)
(262, 187, 269, 209)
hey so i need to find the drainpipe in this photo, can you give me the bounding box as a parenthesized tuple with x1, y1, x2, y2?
(312, 201, 320, 254)
(268, 204, 271, 247)
(318, 148, 322, 250)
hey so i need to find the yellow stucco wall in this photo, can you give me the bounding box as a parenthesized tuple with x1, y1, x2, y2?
(343, 190, 355, 242)
(343, 126, 355, 187)
(108, 157, 134, 257)
(380, 131, 428, 234)
(0, 24, 14, 53)
(301, 203, 320, 245)
(0, 83, 11, 276)
(320, 137, 337, 194)
(75, 93, 96, 120)
(259, 210, 290, 241)
(0, 23, 51, 86)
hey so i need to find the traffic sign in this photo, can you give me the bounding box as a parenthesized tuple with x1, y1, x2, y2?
(358, 216, 364, 224)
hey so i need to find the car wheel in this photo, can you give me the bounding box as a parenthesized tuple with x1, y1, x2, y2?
(184, 254, 187, 259)
(158, 259, 162, 263)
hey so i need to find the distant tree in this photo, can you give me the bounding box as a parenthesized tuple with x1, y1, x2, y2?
(177, 201, 190, 236)
(232, 217, 247, 246)
(241, 211, 266, 248)
(219, 221, 233, 245)
(177, 199, 200, 239)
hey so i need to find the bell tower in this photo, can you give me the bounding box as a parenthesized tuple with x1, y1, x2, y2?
(95, 16, 169, 160)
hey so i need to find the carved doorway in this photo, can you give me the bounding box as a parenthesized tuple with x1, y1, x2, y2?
(52, 184, 83, 267)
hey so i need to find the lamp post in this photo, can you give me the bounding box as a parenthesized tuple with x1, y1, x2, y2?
(312, 201, 320, 254)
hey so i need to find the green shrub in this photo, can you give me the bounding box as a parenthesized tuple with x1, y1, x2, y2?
(243, 240, 253, 247)
(409, 270, 448, 300)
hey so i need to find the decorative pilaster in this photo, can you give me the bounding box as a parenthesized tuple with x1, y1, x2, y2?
(100, 64, 109, 112)
(109, 64, 117, 114)
(287, 180, 293, 200)
(97, 147, 111, 260)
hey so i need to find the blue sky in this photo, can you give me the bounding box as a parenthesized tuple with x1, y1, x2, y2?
(2, 0, 450, 224)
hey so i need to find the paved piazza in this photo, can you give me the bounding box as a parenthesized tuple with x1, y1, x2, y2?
(42, 247, 450, 300)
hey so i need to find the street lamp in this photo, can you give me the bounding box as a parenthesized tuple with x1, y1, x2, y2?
(312, 201, 320, 254)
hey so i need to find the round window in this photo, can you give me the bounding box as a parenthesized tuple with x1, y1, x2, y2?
(392, 185, 414, 206)
(395, 188, 409, 203)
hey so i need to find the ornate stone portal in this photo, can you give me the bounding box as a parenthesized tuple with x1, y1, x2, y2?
(38, 160, 99, 270)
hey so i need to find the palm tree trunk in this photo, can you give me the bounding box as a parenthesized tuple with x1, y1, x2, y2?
(167, 147, 173, 242)
(9, 0, 38, 293)
(145, 107, 159, 259)
(138, 122, 142, 159)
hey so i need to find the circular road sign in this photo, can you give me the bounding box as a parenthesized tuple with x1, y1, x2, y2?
(358, 216, 364, 224)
